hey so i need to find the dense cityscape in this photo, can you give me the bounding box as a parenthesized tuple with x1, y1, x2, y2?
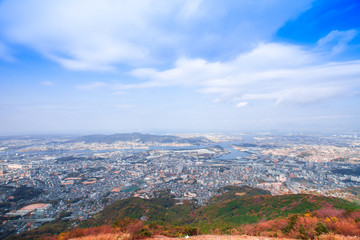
(1, 0, 360, 239)
(0, 132, 359, 237)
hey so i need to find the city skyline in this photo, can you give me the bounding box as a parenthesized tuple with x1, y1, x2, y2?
(1, 0, 360, 135)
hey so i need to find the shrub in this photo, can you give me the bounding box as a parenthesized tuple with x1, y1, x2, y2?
(240, 224, 253, 235)
(184, 226, 199, 236)
(126, 221, 144, 237)
(298, 224, 308, 240)
(315, 222, 329, 236)
(273, 218, 289, 231)
(333, 219, 360, 236)
(69, 228, 87, 238)
(254, 220, 275, 232)
(283, 214, 298, 233)
(139, 228, 152, 238)
(113, 218, 134, 231)
(346, 210, 360, 220)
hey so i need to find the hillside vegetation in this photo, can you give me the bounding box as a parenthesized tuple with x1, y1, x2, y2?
(7, 186, 360, 240)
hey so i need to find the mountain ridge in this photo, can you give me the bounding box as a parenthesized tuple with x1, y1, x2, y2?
(70, 132, 211, 145)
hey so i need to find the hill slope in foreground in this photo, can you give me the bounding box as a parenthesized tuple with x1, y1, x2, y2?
(66, 234, 360, 240)
(8, 186, 360, 240)
(69, 234, 295, 240)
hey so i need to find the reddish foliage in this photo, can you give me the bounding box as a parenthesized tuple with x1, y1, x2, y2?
(315, 207, 345, 219)
(308, 196, 317, 203)
(346, 210, 360, 220)
(239, 224, 253, 235)
(274, 218, 290, 230)
(39, 236, 58, 240)
(126, 221, 144, 237)
(68, 228, 87, 238)
(87, 225, 113, 235)
(148, 223, 163, 235)
(251, 195, 264, 204)
(240, 218, 289, 236)
(289, 217, 318, 239)
(239, 213, 360, 239)
(333, 219, 360, 236)
(297, 216, 318, 228)
(56, 225, 115, 240)
(253, 221, 274, 232)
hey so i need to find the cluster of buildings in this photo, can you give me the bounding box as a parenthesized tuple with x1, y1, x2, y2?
(0, 134, 359, 236)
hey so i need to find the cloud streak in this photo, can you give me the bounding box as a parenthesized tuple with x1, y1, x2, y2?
(316, 29, 358, 55)
(0, 41, 13, 61)
(126, 42, 360, 106)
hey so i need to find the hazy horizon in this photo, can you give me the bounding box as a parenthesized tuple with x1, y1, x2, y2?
(1, 0, 360, 135)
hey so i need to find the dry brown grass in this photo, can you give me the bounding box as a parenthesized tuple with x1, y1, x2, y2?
(318, 234, 360, 240)
(235, 193, 246, 196)
(69, 233, 131, 240)
(66, 233, 360, 240)
(146, 235, 296, 240)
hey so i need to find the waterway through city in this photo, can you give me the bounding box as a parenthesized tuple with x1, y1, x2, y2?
(0, 142, 253, 160)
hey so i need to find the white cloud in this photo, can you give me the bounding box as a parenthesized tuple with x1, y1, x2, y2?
(127, 43, 360, 106)
(0, 0, 313, 71)
(0, 0, 159, 70)
(236, 102, 248, 108)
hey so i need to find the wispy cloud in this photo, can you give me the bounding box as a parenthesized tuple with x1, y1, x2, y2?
(74, 41, 360, 107)
(115, 104, 135, 109)
(0, 41, 14, 61)
(76, 81, 109, 90)
(41, 81, 55, 86)
(126, 42, 360, 106)
(316, 29, 358, 55)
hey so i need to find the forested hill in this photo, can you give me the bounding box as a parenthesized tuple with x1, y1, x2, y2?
(9, 186, 360, 239)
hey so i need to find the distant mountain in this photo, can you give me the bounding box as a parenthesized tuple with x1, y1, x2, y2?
(71, 132, 211, 145)
(54, 156, 105, 163)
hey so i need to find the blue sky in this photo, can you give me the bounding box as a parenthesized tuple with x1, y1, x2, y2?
(0, 0, 359, 135)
